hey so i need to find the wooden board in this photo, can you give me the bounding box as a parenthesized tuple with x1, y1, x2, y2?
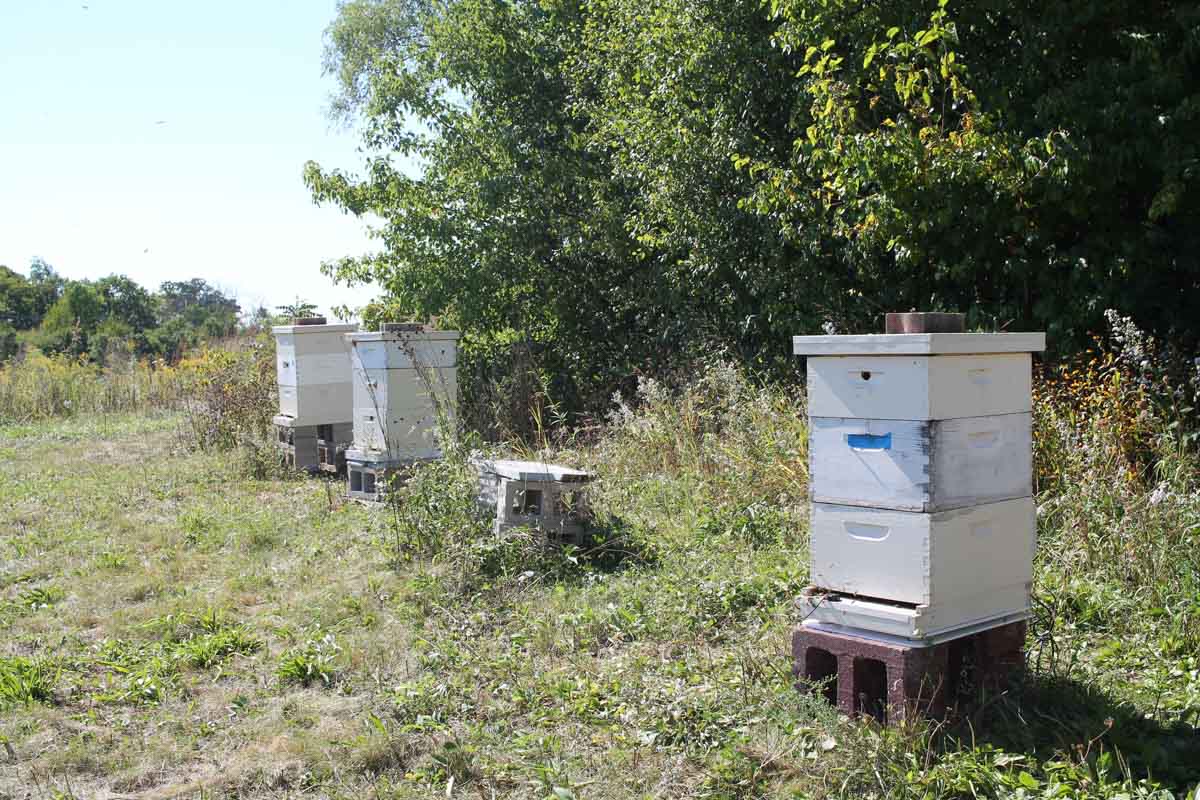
(810, 498, 1035, 606)
(809, 414, 1033, 511)
(349, 333, 459, 370)
(800, 585, 1031, 642)
(807, 353, 1031, 420)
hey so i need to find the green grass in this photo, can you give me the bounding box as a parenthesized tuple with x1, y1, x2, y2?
(0, 365, 1197, 799)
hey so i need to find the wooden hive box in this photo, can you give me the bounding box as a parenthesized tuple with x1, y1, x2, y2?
(794, 331, 1045, 641)
(346, 326, 460, 463)
(273, 321, 358, 427)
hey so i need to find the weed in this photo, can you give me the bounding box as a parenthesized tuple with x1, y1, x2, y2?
(0, 656, 59, 709)
(277, 634, 342, 687)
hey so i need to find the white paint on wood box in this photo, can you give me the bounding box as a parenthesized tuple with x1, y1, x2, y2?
(809, 413, 1033, 512)
(807, 353, 1032, 420)
(793, 332, 1045, 356)
(810, 498, 1035, 606)
(273, 323, 358, 426)
(348, 328, 460, 460)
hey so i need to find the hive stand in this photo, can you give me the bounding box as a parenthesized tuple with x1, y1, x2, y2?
(274, 416, 318, 471)
(792, 620, 1027, 723)
(474, 459, 593, 545)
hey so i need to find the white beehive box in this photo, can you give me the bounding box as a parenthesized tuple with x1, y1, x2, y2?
(810, 497, 1035, 607)
(794, 329, 1045, 641)
(809, 413, 1033, 512)
(273, 322, 358, 426)
(347, 326, 460, 461)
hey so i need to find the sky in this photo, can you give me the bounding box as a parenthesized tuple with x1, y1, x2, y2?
(0, 0, 387, 321)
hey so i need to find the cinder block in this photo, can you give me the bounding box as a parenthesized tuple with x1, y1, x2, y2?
(792, 620, 1025, 723)
(275, 421, 319, 471)
(316, 421, 354, 475)
(346, 456, 432, 503)
(473, 459, 593, 544)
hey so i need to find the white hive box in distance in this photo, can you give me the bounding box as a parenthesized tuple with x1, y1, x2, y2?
(346, 325, 460, 462)
(794, 330, 1046, 642)
(273, 321, 358, 426)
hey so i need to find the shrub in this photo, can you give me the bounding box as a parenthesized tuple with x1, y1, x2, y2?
(177, 335, 277, 452)
(0, 656, 59, 710)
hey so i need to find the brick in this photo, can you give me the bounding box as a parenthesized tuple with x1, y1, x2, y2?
(792, 620, 1025, 723)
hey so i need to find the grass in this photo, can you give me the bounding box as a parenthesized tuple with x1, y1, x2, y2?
(0, 358, 1197, 798)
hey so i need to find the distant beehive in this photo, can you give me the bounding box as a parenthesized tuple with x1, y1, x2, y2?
(474, 458, 593, 543)
(273, 319, 358, 425)
(344, 324, 460, 501)
(272, 318, 358, 471)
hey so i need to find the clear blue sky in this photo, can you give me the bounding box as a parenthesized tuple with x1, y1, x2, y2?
(0, 0, 383, 320)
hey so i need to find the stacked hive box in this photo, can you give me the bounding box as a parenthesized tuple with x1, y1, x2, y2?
(345, 323, 460, 502)
(272, 318, 358, 473)
(792, 318, 1044, 721)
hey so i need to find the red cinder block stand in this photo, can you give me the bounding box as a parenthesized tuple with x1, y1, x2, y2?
(791, 312, 1044, 723)
(792, 620, 1027, 723)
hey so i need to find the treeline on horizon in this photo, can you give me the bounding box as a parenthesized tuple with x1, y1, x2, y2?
(0, 258, 255, 364)
(304, 0, 1199, 412)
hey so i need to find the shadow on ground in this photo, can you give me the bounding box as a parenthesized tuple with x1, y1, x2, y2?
(950, 672, 1200, 791)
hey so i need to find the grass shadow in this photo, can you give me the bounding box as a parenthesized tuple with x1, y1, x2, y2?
(950, 671, 1200, 791)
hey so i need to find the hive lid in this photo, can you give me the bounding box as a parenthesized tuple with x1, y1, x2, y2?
(272, 322, 358, 335)
(474, 458, 591, 483)
(792, 332, 1045, 356)
(349, 329, 462, 342)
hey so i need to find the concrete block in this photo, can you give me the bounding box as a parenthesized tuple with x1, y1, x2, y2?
(473, 459, 593, 544)
(792, 619, 1026, 723)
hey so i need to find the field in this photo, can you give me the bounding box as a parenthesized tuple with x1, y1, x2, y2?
(1, 361, 1199, 799)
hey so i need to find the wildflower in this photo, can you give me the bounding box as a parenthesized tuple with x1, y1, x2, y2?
(1148, 482, 1169, 506)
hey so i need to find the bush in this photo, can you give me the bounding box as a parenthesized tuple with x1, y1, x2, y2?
(178, 335, 277, 452)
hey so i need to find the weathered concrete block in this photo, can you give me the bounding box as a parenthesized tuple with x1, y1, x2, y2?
(473, 459, 593, 544)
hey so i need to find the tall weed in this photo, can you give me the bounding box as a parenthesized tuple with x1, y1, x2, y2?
(0, 349, 183, 423)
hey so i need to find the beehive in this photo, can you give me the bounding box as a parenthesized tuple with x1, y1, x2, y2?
(794, 330, 1045, 642)
(272, 319, 358, 471)
(344, 324, 460, 501)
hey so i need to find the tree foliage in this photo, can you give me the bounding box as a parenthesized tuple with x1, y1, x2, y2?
(308, 0, 1200, 406)
(0, 261, 245, 363)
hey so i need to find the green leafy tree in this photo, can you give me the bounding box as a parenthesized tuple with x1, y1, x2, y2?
(36, 282, 105, 356)
(276, 298, 320, 319)
(309, 0, 1200, 413)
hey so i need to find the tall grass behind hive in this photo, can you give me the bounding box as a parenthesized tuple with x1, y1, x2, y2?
(595, 360, 808, 515)
(0, 348, 185, 424)
(1033, 313, 1200, 656)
